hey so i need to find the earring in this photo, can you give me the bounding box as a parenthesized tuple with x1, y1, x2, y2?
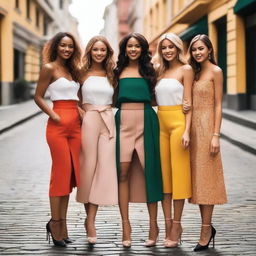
(208, 53, 211, 59)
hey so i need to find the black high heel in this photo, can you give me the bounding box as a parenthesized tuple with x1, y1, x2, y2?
(194, 224, 216, 251)
(46, 219, 66, 247)
(60, 219, 73, 244)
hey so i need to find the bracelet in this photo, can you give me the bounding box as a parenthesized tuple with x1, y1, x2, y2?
(213, 133, 220, 137)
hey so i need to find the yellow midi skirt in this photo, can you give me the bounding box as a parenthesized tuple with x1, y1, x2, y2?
(157, 105, 191, 199)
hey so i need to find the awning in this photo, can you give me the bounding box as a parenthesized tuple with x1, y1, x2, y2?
(234, 0, 256, 15)
(180, 16, 208, 41)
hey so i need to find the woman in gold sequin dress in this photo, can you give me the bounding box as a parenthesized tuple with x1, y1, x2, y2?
(187, 34, 227, 252)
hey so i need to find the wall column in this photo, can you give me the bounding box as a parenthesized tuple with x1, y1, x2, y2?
(226, 5, 247, 109)
(1, 14, 14, 105)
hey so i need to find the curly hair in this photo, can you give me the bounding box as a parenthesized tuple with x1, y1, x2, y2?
(42, 32, 81, 82)
(114, 32, 156, 94)
(81, 36, 115, 86)
(188, 34, 217, 79)
(154, 33, 186, 81)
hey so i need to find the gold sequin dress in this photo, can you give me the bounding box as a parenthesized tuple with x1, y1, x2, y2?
(190, 80, 227, 205)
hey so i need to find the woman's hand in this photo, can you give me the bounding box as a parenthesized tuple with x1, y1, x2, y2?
(182, 130, 190, 149)
(50, 112, 61, 123)
(77, 106, 85, 120)
(210, 136, 220, 155)
(182, 99, 191, 114)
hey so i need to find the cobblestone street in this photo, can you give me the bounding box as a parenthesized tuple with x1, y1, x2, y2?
(0, 114, 255, 256)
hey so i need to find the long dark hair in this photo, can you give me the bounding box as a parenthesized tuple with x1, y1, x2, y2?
(188, 34, 217, 79)
(114, 33, 156, 93)
(42, 32, 81, 82)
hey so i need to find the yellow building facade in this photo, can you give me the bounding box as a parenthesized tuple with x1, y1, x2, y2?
(0, 0, 51, 105)
(144, 0, 256, 110)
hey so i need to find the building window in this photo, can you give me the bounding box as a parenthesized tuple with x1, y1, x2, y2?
(59, 0, 63, 9)
(36, 8, 40, 27)
(26, 0, 31, 19)
(43, 16, 48, 36)
(15, 0, 19, 9)
(45, 0, 53, 10)
(216, 16, 227, 94)
(14, 49, 25, 80)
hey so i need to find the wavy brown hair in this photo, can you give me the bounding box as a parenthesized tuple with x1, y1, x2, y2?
(154, 33, 186, 81)
(42, 32, 81, 82)
(81, 36, 115, 86)
(188, 34, 217, 79)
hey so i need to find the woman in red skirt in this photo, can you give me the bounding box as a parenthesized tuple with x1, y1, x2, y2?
(34, 32, 82, 247)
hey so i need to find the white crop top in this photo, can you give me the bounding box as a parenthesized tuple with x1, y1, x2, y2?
(47, 77, 79, 101)
(155, 78, 184, 106)
(81, 76, 114, 105)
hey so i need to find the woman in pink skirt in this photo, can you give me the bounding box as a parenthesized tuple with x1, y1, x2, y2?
(76, 36, 118, 245)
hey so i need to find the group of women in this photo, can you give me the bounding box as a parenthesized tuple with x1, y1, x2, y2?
(34, 31, 227, 252)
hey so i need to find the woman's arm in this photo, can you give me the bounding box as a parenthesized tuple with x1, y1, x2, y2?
(182, 65, 193, 114)
(182, 65, 194, 148)
(210, 66, 223, 154)
(34, 64, 60, 122)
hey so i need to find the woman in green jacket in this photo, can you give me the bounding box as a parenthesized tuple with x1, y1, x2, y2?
(114, 33, 163, 248)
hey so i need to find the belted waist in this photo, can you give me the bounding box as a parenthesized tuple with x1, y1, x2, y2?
(82, 104, 115, 139)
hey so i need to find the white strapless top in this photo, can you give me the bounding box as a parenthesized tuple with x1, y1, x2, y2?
(81, 76, 114, 105)
(155, 78, 184, 106)
(47, 77, 79, 101)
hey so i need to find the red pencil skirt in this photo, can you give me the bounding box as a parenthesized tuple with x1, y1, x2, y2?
(46, 100, 81, 197)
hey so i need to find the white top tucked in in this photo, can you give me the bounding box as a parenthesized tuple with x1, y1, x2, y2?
(47, 77, 79, 101)
(81, 76, 114, 105)
(155, 78, 184, 106)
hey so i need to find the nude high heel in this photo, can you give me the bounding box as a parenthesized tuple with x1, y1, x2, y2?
(164, 220, 182, 248)
(84, 218, 97, 245)
(122, 220, 131, 248)
(145, 219, 159, 247)
(163, 218, 173, 247)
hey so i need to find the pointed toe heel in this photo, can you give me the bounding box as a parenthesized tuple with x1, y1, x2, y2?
(46, 219, 66, 247)
(194, 225, 216, 252)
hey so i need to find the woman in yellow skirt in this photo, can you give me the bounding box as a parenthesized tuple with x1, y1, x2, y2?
(154, 33, 193, 247)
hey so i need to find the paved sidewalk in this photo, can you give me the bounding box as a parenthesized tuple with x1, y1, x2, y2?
(0, 107, 255, 255)
(0, 100, 42, 134)
(0, 101, 256, 256)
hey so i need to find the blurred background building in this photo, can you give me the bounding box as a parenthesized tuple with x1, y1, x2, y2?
(102, 0, 256, 111)
(1, 0, 255, 112)
(0, 0, 79, 105)
(144, 0, 256, 111)
(101, 0, 144, 54)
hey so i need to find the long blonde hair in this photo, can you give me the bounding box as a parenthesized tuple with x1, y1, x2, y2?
(154, 33, 186, 80)
(81, 36, 115, 86)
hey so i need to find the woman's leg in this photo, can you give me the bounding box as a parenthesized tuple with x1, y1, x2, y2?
(158, 112, 173, 241)
(168, 109, 190, 245)
(59, 195, 70, 240)
(86, 203, 98, 239)
(198, 204, 214, 245)
(119, 162, 132, 243)
(169, 199, 184, 241)
(49, 196, 62, 241)
(146, 202, 159, 246)
(161, 194, 172, 240)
